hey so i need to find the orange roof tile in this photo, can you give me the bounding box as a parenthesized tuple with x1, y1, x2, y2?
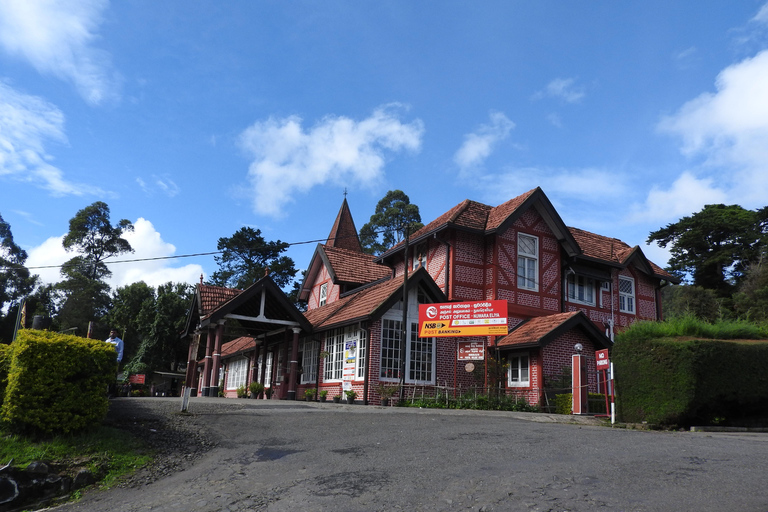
(487, 188, 537, 230)
(199, 284, 242, 317)
(496, 311, 582, 348)
(324, 245, 392, 284)
(221, 336, 256, 357)
(326, 198, 363, 253)
(305, 276, 404, 330)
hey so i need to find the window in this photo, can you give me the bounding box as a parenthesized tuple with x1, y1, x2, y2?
(380, 319, 402, 380)
(619, 276, 635, 313)
(380, 318, 435, 384)
(355, 328, 368, 380)
(517, 233, 538, 291)
(507, 353, 530, 387)
(257, 352, 273, 387)
(323, 329, 345, 381)
(319, 282, 328, 306)
(226, 357, 248, 390)
(301, 340, 319, 384)
(567, 274, 595, 305)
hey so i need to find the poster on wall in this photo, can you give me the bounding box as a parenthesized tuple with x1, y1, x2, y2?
(457, 341, 485, 360)
(342, 340, 357, 391)
(418, 300, 508, 337)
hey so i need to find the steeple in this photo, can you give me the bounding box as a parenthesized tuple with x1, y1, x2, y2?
(326, 197, 363, 253)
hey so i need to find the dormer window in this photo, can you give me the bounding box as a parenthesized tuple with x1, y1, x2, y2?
(517, 233, 538, 291)
(567, 274, 595, 306)
(619, 276, 635, 313)
(319, 282, 328, 307)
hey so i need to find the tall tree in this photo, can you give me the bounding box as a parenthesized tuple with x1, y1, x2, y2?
(106, 281, 155, 364)
(0, 214, 37, 342)
(125, 282, 193, 373)
(359, 190, 424, 255)
(647, 204, 766, 296)
(211, 227, 297, 290)
(57, 202, 134, 334)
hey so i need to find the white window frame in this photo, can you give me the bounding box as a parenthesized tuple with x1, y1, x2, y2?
(567, 274, 595, 306)
(258, 352, 273, 388)
(517, 233, 539, 291)
(319, 282, 328, 307)
(379, 287, 435, 384)
(301, 340, 319, 384)
(354, 327, 368, 380)
(226, 357, 248, 390)
(507, 353, 530, 387)
(323, 329, 345, 381)
(619, 276, 635, 314)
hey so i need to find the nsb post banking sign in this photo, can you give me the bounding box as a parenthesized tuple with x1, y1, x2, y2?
(418, 300, 508, 337)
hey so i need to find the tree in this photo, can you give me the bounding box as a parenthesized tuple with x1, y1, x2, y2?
(210, 227, 297, 290)
(0, 214, 38, 342)
(359, 190, 424, 255)
(647, 204, 766, 296)
(57, 202, 134, 334)
(124, 282, 193, 373)
(661, 285, 723, 323)
(106, 281, 155, 364)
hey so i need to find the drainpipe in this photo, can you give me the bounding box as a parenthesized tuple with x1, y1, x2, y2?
(361, 322, 370, 405)
(399, 229, 410, 403)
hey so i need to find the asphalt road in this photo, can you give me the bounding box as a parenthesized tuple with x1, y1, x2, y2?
(56, 398, 768, 511)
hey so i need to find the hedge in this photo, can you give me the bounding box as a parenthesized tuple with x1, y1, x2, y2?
(613, 337, 768, 426)
(0, 343, 12, 407)
(1, 329, 117, 435)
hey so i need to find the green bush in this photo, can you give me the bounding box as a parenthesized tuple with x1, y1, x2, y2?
(1, 329, 117, 435)
(614, 331, 768, 426)
(0, 343, 12, 407)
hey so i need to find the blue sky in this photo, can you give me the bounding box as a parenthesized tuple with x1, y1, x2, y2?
(2, 1, 768, 291)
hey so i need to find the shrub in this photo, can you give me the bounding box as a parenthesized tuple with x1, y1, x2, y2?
(249, 381, 264, 398)
(1, 329, 117, 435)
(0, 343, 12, 407)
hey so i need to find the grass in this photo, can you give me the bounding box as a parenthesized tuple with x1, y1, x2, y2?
(618, 315, 768, 343)
(0, 424, 153, 488)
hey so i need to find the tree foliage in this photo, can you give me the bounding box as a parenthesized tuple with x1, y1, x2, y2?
(105, 281, 155, 364)
(359, 190, 424, 255)
(57, 202, 134, 334)
(210, 227, 297, 290)
(0, 214, 37, 342)
(648, 204, 767, 296)
(123, 282, 193, 374)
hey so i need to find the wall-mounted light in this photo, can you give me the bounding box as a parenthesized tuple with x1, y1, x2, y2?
(574, 343, 583, 353)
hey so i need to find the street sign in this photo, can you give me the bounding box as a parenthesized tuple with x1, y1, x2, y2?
(458, 341, 485, 360)
(418, 300, 508, 337)
(596, 349, 610, 370)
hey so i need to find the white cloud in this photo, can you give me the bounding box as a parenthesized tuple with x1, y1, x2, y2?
(533, 77, 585, 103)
(753, 2, 768, 24)
(0, 80, 104, 196)
(0, 0, 119, 105)
(137, 175, 180, 197)
(239, 104, 424, 217)
(657, 49, 768, 208)
(26, 218, 205, 290)
(454, 111, 515, 173)
(627, 172, 728, 224)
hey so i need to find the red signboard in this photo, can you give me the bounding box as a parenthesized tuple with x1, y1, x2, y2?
(458, 341, 485, 360)
(129, 374, 146, 384)
(596, 349, 610, 370)
(419, 300, 508, 337)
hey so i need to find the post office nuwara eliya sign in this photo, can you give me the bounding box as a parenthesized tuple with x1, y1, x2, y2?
(418, 300, 508, 337)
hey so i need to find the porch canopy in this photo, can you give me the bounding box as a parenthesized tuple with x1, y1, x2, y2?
(181, 275, 311, 400)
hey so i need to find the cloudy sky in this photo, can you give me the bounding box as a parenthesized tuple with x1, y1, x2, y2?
(2, 1, 768, 291)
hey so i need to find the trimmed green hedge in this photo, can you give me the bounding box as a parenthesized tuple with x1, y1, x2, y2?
(613, 337, 768, 425)
(1, 329, 117, 435)
(554, 393, 607, 415)
(0, 343, 11, 407)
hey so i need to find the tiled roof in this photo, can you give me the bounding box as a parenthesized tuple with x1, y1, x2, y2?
(199, 284, 242, 317)
(486, 188, 537, 230)
(304, 276, 403, 330)
(568, 227, 677, 280)
(324, 245, 391, 284)
(221, 336, 256, 357)
(326, 198, 363, 253)
(496, 311, 582, 348)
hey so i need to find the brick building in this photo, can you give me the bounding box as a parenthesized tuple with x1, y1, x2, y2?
(185, 187, 677, 406)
